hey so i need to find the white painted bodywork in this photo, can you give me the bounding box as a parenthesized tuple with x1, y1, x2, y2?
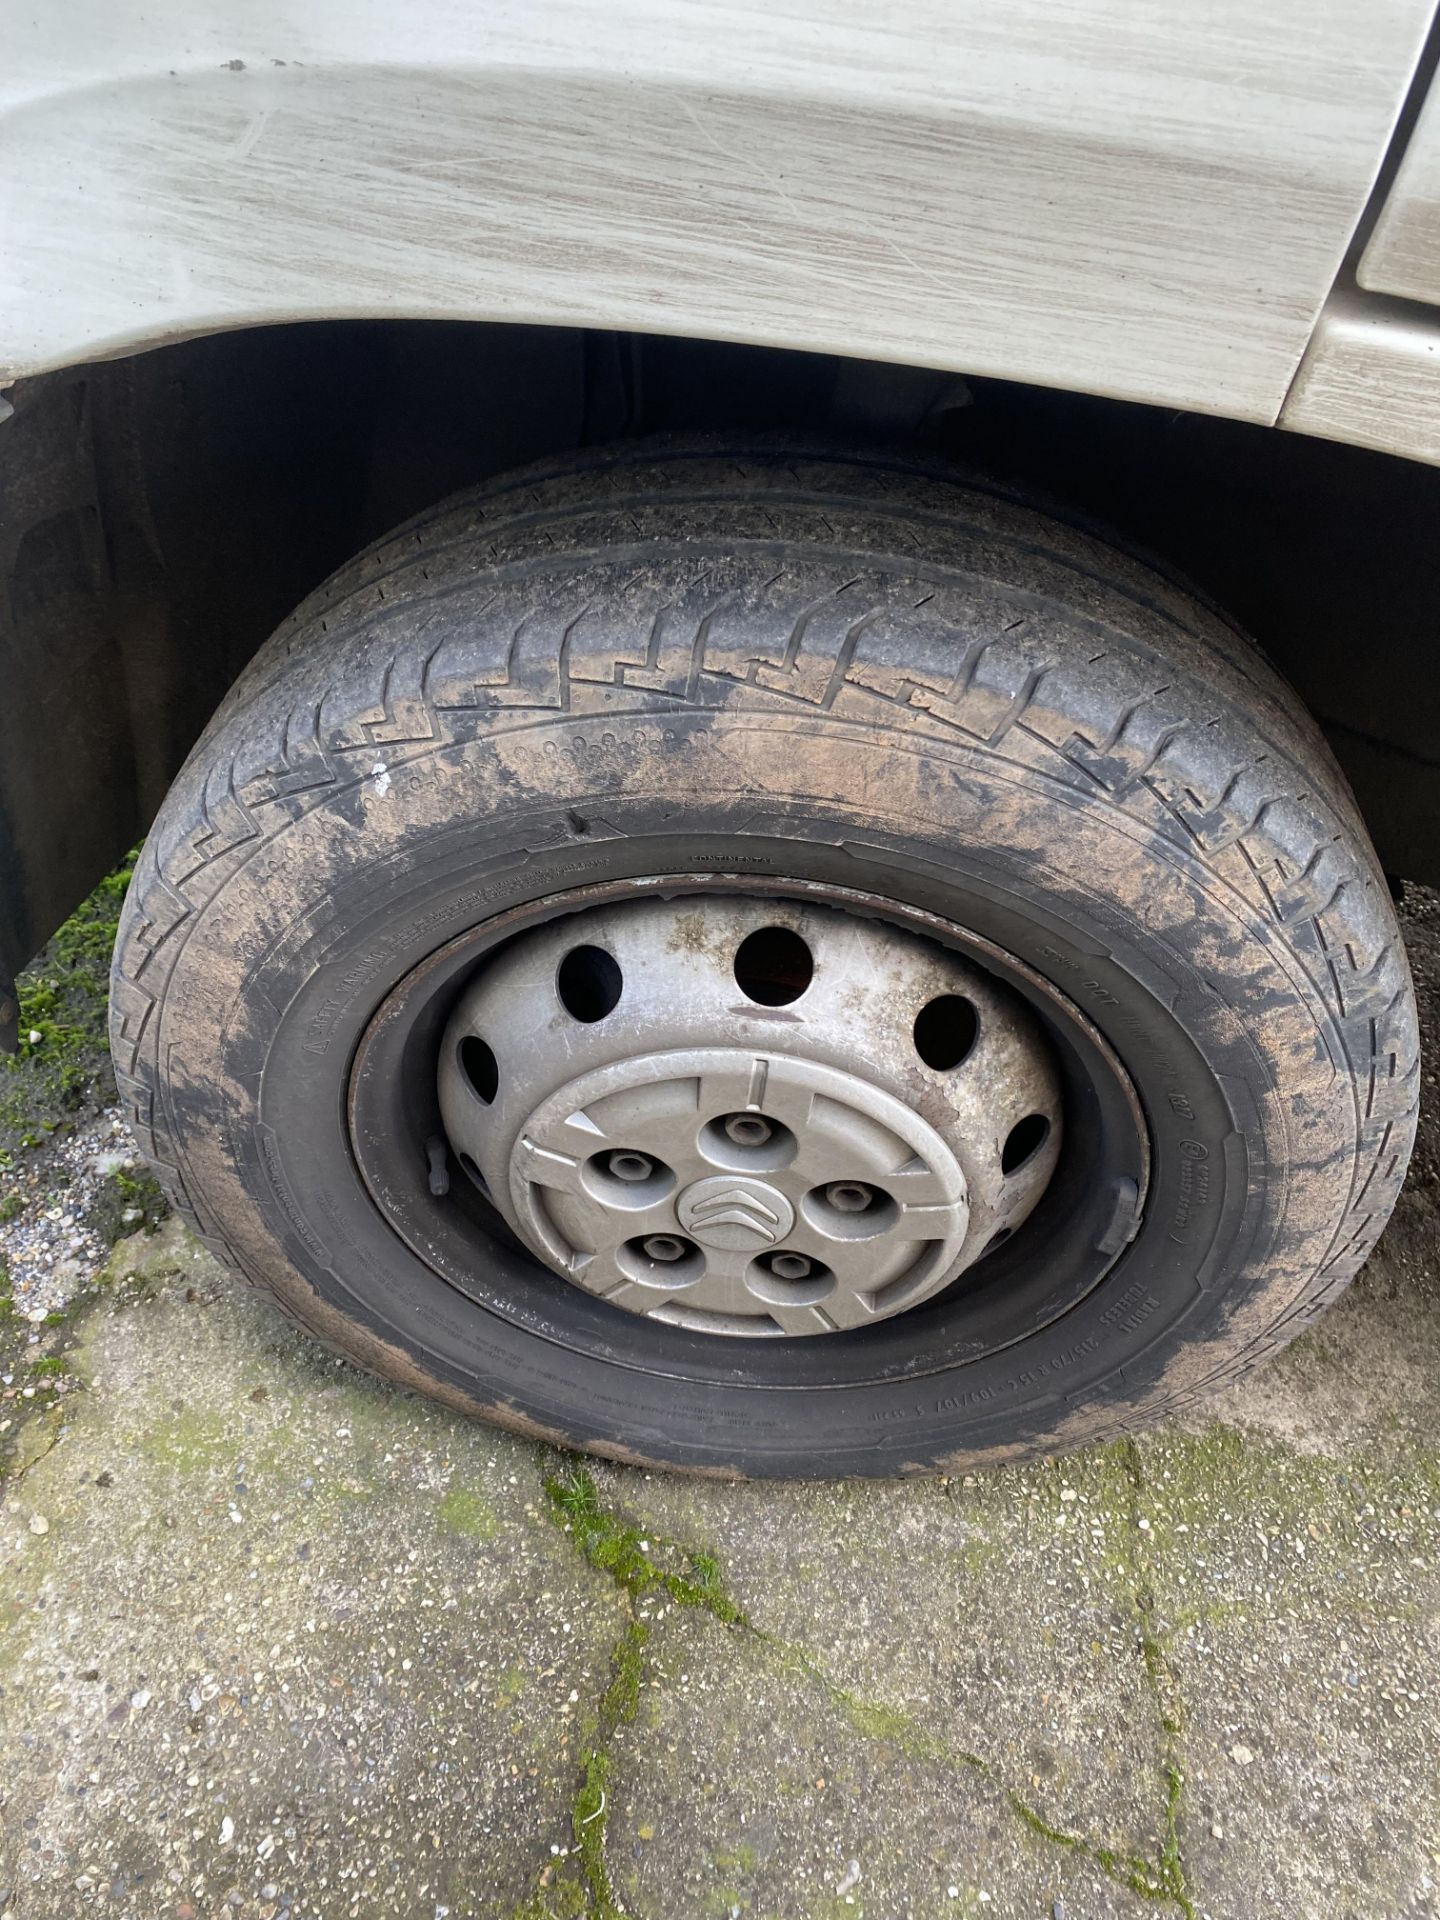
(1361, 79, 1440, 307)
(1284, 295, 1440, 465)
(3, 1, 1439, 450)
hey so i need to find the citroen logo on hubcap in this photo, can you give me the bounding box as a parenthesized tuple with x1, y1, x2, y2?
(676, 1175, 795, 1251)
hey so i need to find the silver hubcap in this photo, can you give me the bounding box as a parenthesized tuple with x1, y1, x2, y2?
(437, 897, 1062, 1338)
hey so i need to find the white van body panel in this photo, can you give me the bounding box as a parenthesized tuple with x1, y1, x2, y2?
(4, 0, 1435, 435)
(1361, 78, 1440, 308)
(1284, 294, 1440, 465)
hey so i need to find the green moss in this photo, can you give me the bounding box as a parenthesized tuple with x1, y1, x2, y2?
(1113, 1441, 1195, 1918)
(709, 1842, 759, 1874)
(494, 1665, 528, 1708)
(561, 1616, 662, 1919)
(29, 1355, 65, 1379)
(510, 1615, 654, 1918)
(545, 1468, 746, 1625)
(523, 1461, 1207, 1915)
(85, 1167, 169, 1247)
(436, 1481, 499, 1539)
(0, 1192, 22, 1224)
(601, 1618, 649, 1726)
(4, 1402, 64, 1480)
(572, 1748, 622, 1920)
(140, 1406, 230, 1473)
(541, 1463, 1199, 1916)
(1156, 1760, 1187, 1904)
(509, 1880, 587, 1920)
(0, 851, 140, 1154)
(515, 1472, 753, 1919)
(822, 1665, 1192, 1916)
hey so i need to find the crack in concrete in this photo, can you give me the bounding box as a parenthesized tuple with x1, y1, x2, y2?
(525, 1463, 1199, 1918)
(2, 1407, 64, 1485)
(0, 1312, 89, 1490)
(1116, 1439, 1195, 1916)
(510, 1468, 748, 1918)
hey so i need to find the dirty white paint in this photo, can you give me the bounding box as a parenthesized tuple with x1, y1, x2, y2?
(1282, 293, 1440, 467)
(370, 760, 392, 799)
(1, 0, 1434, 437)
(1361, 81, 1440, 309)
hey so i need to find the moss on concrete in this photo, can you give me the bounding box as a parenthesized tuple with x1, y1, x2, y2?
(537, 1464, 1199, 1917)
(138, 1405, 231, 1473)
(84, 1165, 168, 1246)
(437, 1481, 500, 1539)
(0, 853, 138, 1156)
(546, 1467, 747, 1626)
(513, 1472, 751, 1916)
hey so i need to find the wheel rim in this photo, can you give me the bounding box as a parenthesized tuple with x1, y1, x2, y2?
(436, 897, 1061, 1337)
(347, 869, 1148, 1385)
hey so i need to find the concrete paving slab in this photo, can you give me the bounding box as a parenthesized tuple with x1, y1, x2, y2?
(2, 887, 1440, 1920)
(0, 1228, 626, 1919)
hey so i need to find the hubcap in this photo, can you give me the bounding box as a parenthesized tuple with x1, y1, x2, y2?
(437, 897, 1062, 1337)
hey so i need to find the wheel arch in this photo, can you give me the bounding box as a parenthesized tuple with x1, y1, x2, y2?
(3, 320, 1440, 1009)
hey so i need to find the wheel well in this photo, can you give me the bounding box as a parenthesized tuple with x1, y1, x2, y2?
(3, 317, 1438, 983)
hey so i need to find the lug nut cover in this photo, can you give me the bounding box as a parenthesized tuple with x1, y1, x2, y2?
(437, 897, 1061, 1337)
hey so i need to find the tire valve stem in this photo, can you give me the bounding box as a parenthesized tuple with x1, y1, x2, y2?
(425, 1135, 451, 1198)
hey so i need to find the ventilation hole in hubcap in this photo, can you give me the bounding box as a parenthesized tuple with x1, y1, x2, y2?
(1001, 1113, 1050, 1174)
(556, 944, 623, 1022)
(733, 925, 813, 1005)
(458, 1152, 490, 1196)
(459, 1035, 499, 1104)
(913, 994, 979, 1070)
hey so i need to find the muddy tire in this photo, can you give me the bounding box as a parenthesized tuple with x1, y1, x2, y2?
(110, 444, 1419, 1477)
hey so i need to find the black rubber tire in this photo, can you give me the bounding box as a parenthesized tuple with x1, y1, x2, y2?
(111, 442, 1419, 1477)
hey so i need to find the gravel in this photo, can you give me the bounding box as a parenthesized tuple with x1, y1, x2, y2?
(0, 1106, 140, 1316)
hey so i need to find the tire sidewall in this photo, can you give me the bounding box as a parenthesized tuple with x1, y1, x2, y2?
(151, 700, 1351, 1473)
